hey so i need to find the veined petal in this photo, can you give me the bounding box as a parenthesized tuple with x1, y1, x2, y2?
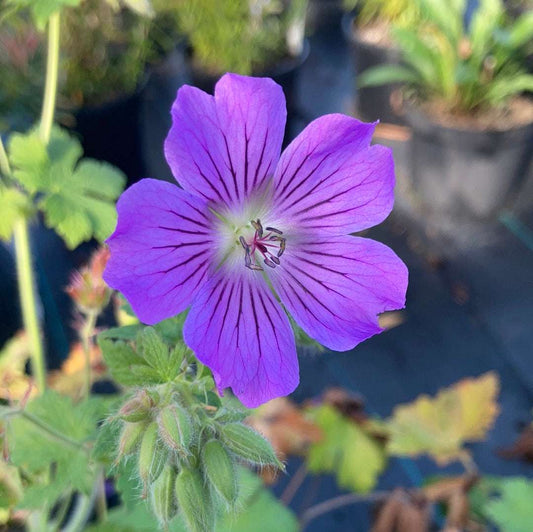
(183, 269, 299, 408)
(104, 179, 215, 324)
(272, 115, 394, 234)
(164, 74, 286, 208)
(269, 235, 408, 351)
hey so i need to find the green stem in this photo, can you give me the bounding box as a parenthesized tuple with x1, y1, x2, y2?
(61, 492, 95, 532)
(40, 12, 60, 144)
(20, 410, 87, 452)
(14, 219, 47, 392)
(81, 311, 98, 400)
(95, 470, 108, 524)
(0, 137, 47, 392)
(0, 136, 10, 185)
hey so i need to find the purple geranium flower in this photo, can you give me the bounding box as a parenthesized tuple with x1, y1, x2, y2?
(104, 74, 408, 408)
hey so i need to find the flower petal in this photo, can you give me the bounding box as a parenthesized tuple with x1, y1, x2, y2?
(272, 115, 394, 234)
(269, 235, 408, 351)
(164, 74, 286, 207)
(183, 269, 299, 408)
(104, 179, 215, 324)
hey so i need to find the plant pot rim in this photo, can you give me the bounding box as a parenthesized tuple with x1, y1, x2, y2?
(404, 98, 533, 139)
(341, 11, 397, 52)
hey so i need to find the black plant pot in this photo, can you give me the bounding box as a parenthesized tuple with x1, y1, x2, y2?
(406, 105, 533, 219)
(342, 13, 403, 125)
(71, 83, 147, 185)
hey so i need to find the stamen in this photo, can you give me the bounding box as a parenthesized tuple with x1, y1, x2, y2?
(278, 238, 286, 257)
(251, 219, 263, 238)
(265, 226, 283, 235)
(239, 219, 285, 271)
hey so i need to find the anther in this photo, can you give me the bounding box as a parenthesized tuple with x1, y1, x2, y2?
(277, 238, 286, 257)
(239, 236, 249, 250)
(251, 219, 263, 238)
(264, 258, 276, 268)
(265, 226, 283, 235)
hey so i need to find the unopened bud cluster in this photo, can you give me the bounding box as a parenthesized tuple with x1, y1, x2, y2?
(114, 356, 282, 531)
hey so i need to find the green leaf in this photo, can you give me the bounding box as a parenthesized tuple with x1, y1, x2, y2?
(8, 131, 48, 194)
(9, 127, 125, 249)
(418, 0, 463, 46)
(486, 74, 533, 104)
(306, 405, 386, 493)
(0, 188, 33, 241)
(217, 468, 298, 532)
(468, 0, 504, 63)
(98, 337, 150, 387)
(357, 64, 420, 88)
(6, 0, 82, 29)
(8, 392, 107, 508)
(136, 327, 169, 375)
(386, 372, 500, 465)
(508, 11, 533, 49)
(92, 416, 122, 467)
(485, 478, 533, 532)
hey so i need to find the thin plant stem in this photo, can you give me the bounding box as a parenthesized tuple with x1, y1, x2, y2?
(40, 12, 60, 144)
(299, 491, 389, 530)
(81, 311, 98, 400)
(0, 136, 10, 183)
(13, 220, 46, 392)
(61, 492, 96, 532)
(280, 461, 308, 505)
(95, 470, 108, 524)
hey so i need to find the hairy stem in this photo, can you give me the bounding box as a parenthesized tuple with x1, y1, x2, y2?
(40, 12, 60, 144)
(81, 311, 98, 399)
(280, 462, 308, 505)
(95, 470, 108, 524)
(61, 492, 95, 532)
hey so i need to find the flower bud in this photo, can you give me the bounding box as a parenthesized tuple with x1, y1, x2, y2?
(118, 390, 154, 423)
(157, 404, 193, 457)
(175, 467, 215, 532)
(220, 423, 282, 468)
(66, 247, 111, 314)
(138, 421, 168, 489)
(150, 464, 178, 528)
(117, 421, 146, 459)
(202, 439, 238, 506)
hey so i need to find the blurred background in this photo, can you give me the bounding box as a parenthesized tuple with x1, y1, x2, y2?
(1, 0, 533, 529)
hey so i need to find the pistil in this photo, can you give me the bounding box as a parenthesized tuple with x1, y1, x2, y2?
(240, 219, 286, 271)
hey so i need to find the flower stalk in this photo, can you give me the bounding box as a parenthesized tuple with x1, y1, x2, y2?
(80, 310, 98, 400)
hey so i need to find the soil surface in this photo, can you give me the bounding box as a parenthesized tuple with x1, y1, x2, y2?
(415, 96, 533, 131)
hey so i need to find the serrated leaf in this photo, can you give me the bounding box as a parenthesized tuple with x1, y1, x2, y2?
(8, 392, 107, 507)
(0, 188, 33, 241)
(386, 372, 500, 465)
(6, 0, 82, 29)
(136, 327, 168, 374)
(9, 127, 125, 249)
(98, 337, 149, 387)
(485, 477, 533, 532)
(306, 405, 386, 493)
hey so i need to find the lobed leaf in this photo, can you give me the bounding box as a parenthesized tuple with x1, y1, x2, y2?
(386, 372, 499, 464)
(8, 127, 125, 249)
(306, 404, 386, 493)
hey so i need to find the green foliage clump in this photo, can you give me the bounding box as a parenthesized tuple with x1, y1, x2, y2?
(158, 0, 307, 75)
(61, 0, 151, 106)
(96, 322, 287, 531)
(358, 0, 533, 113)
(344, 0, 419, 29)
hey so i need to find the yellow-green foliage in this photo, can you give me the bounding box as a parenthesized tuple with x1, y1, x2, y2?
(344, 0, 419, 28)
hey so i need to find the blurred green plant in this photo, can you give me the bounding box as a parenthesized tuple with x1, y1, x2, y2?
(358, 0, 533, 113)
(157, 0, 308, 75)
(343, 0, 419, 30)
